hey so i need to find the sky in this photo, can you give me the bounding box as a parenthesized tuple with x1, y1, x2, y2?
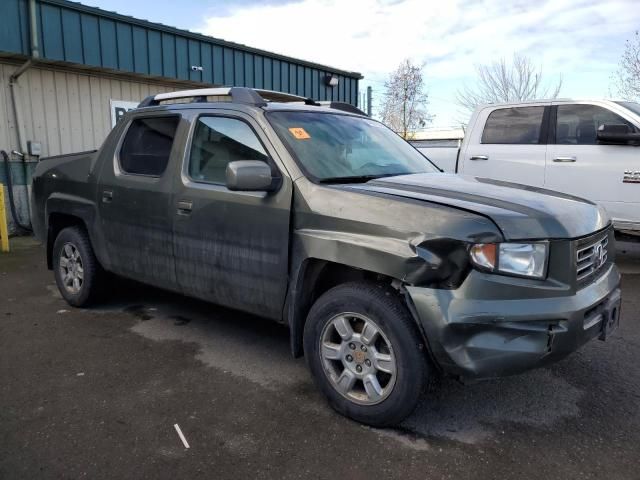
(81, 0, 640, 127)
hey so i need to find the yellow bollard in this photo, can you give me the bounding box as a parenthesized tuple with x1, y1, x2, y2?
(0, 183, 9, 252)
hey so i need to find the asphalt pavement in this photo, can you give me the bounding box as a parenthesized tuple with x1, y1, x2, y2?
(1, 237, 639, 479)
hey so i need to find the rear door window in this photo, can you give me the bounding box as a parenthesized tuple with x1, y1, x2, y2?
(481, 107, 545, 144)
(119, 116, 180, 176)
(555, 104, 635, 145)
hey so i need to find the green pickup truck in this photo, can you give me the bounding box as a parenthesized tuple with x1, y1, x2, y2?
(31, 87, 621, 426)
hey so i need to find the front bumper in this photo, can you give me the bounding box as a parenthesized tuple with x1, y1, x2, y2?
(407, 263, 621, 379)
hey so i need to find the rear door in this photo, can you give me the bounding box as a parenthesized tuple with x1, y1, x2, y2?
(459, 104, 549, 187)
(98, 113, 183, 290)
(171, 109, 292, 320)
(545, 102, 640, 228)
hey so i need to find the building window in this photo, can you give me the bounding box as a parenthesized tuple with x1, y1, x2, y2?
(119, 116, 180, 176)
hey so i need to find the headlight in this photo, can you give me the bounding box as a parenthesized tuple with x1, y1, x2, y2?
(470, 242, 548, 279)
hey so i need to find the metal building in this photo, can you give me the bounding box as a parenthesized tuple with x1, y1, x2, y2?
(0, 0, 362, 232)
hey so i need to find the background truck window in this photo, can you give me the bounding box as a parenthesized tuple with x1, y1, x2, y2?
(119, 116, 180, 176)
(481, 106, 545, 144)
(555, 104, 635, 145)
(615, 101, 640, 117)
(189, 116, 268, 185)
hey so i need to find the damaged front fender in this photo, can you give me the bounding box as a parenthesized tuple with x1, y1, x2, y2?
(292, 177, 504, 288)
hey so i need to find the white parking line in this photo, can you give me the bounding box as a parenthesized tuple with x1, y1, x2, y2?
(174, 423, 190, 449)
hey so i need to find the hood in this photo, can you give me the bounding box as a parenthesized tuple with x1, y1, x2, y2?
(347, 173, 609, 240)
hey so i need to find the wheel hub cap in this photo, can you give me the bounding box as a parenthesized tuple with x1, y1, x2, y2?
(59, 243, 84, 294)
(319, 313, 397, 405)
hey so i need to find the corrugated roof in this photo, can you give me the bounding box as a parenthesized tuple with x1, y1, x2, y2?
(43, 0, 363, 79)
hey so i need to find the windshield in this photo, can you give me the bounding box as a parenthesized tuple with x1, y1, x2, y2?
(267, 111, 438, 182)
(616, 101, 640, 118)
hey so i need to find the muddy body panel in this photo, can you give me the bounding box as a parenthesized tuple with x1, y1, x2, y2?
(31, 94, 622, 382)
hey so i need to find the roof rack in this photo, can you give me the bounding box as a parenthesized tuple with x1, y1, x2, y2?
(138, 87, 266, 108)
(137, 87, 367, 115)
(318, 101, 366, 115)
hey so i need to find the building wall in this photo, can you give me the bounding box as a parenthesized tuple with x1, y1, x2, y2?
(0, 60, 195, 234)
(0, 60, 188, 157)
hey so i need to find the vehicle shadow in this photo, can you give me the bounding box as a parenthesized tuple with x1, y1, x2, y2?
(92, 273, 634, 446)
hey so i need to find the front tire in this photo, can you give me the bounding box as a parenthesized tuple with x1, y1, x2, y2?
(304, 282, 428, 427)
(52, 226, 104, 307)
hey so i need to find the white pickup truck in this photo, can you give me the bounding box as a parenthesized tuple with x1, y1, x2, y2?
(412, 100, 640, 233)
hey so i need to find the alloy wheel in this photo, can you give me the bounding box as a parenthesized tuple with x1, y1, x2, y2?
(59, 243, 84, 294)
(319, 312, 397, 405)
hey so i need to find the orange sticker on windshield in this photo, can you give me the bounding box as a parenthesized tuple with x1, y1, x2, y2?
(288, 127, 311, 140)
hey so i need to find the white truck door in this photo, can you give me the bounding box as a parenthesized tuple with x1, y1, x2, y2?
(459, 105, 548, 187)
(545, 102, 640, 231)
(412, 141, 460, 172)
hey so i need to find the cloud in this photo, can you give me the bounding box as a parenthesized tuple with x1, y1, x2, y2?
(196, 0, 640, 125)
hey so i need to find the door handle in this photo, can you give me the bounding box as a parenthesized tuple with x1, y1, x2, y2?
(469, 155, 489, 161)
(176, 200, 193, 216)
(102, 190, 113, 203)
(553, 156, 577, 163)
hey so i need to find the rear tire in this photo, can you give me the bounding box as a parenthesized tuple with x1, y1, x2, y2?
(52, 226, 105, 307)
(304, 282, 428, 427)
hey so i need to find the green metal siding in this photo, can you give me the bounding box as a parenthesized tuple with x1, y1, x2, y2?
(61, 9, 82, 63)
(41, 3, 64, 60)
(0, 1, 29, 55)
(98, 18, 117, 69)
(132, 26, 148, 74)
(116, 23, 133, 71)
(148, 30, 162, 76)
(81, 14, 101, 66)
(200, 43, 212, 84)
(0, 0, 361, 105)
(176, 37, 188, 81)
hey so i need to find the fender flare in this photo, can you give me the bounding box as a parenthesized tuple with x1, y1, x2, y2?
(45, 193, 102, 268)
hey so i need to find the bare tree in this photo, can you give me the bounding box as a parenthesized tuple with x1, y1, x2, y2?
(380, 59, 433, 138)
(457, 54, 562, 115)
(611, 31, 640, 101)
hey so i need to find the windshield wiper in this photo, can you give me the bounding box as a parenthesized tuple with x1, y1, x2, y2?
(318, 173, 400, 184)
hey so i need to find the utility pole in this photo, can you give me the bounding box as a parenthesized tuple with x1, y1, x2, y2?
(366, 86, 372, 117)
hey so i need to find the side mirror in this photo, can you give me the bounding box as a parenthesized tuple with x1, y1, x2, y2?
(226, 160, 280, 192)
(597, 124, 640, 145)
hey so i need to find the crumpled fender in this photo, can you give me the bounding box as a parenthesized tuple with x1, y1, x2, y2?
(285, 178, 505, 357)
(290, 178, 504, 285)
(295, 228, 420, 282)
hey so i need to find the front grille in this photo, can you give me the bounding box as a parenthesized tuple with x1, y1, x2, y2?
(575, 228, 610, 286)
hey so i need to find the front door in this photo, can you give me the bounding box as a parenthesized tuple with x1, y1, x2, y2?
(98, 114, 182, 290)
(545, 103, 640, 228)
(460, 105, 548, 187)
(172, 110, 292, 320)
